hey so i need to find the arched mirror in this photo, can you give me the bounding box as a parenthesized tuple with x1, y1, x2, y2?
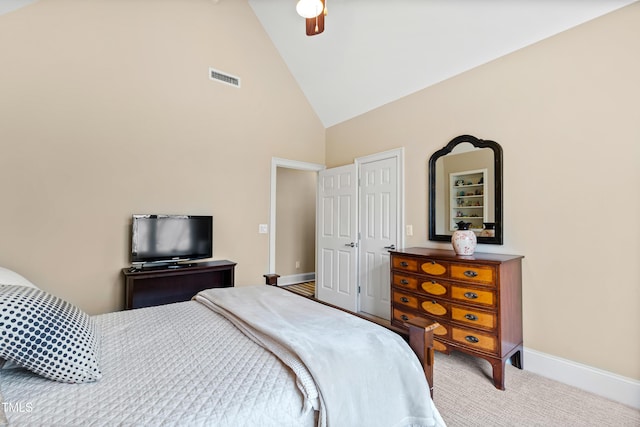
(428, 135, 503, 244)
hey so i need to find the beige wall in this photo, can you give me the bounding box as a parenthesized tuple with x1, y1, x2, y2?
(326, 4, 640, 380)
(275, 168, 316, 277)
(0, 1, 324, 314)
(1, 0, 637, 382)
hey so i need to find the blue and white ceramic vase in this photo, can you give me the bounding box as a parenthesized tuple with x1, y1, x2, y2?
(452, 221, 477, 255)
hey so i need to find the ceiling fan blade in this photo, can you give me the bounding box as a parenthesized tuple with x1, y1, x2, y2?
(305, 0, 325, 36)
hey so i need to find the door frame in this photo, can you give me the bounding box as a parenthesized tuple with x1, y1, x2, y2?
(269, 157, 325, 274)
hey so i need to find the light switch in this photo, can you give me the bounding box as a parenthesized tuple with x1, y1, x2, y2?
(406, 225, 413, 236)
(258, 224, 268, 234)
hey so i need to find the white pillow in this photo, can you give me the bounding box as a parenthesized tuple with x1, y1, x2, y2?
(0, 266, 40, 289)
(0, 285, 102, 383)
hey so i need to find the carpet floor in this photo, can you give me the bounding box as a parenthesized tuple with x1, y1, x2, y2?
(282, 282, 639, 425)
(433, 350, 639, 426)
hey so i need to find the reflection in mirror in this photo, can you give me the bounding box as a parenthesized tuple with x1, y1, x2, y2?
(429, 135, 503, 244)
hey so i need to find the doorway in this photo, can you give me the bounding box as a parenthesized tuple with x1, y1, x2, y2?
(269, 149, 404, 320)
(269, 158, 324, 283)
(315, 148, 404, 320)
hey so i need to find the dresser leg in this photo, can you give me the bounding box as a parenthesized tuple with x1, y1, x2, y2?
(510, 347, 523, 370)
(491, 360, 506, 390)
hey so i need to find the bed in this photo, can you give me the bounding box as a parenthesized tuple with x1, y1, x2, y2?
(0, 266, 446, 426)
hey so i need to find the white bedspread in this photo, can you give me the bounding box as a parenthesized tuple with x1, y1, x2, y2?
(0, 300, 316, 426)
(195, 285, 446, 427)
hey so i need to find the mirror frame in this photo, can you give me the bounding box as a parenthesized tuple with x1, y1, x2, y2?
(428, 134, 503, 245)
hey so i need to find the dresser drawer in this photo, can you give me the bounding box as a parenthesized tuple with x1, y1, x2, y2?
(451, 306, 496, 330)
(392, 273, 419, 292)
(419, 298, 449, 318)
(392, 308, 449, 338)
(392, 291, 420, 310)
(450, 263, 496, 286)
(433, 339, 449, 353)
(418, 259, 448, 277)
(392, 256, 419, 272)
(450, 285, 495, 307)
(393, 291, 450, 319)
(393, 271, 450, 297)
(418, 278, 448, 297)
(393, 307, 418, 324)
(451, 327, 497, 354)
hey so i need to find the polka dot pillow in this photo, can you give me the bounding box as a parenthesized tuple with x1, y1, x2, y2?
(0, 285, 102, 383)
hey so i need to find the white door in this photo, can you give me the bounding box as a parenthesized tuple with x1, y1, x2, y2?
(316, 164, 358, 311)
(358, 156, 397, 320)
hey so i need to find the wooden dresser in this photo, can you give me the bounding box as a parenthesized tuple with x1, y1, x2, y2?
(390, 247, 523, 390)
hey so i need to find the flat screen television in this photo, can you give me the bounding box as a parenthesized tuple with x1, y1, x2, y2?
(131, 215, 213, 265)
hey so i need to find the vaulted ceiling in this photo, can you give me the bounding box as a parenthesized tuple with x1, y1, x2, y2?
(3, 1, 636, 128)
(248, 0, 637, 127)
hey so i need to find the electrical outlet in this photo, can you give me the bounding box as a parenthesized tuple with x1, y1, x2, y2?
(295, 261, 300, 269)
(258, 224, 268, 234)
(406, 225, 413, 236)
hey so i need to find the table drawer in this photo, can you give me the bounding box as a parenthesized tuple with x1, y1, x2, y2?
(451, 306, 496, 330)
(451, 326, 498, 354)
(450, 263, 496, 286)
(451, 285, 495, 307)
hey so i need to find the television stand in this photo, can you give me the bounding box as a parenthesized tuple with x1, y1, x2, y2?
(122, 260, 236, 309)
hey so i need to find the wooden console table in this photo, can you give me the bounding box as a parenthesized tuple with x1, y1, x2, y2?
(122, 260, 236, 309)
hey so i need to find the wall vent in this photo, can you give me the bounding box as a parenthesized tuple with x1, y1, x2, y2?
(209, 68, 241, 88)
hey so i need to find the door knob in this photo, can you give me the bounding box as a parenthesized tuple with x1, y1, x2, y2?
(384, 244, 396, 250)
(345, 242, 356, 247)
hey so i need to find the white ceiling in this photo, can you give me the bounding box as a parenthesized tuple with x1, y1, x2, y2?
(248, 0, 637, 127)
(0, 0, 39, 15)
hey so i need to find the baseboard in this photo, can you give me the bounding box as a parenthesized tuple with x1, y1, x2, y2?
(275, 272, 315, 287)
(523, 347, 640, 409)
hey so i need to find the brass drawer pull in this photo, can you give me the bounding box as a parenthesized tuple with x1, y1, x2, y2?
(464, 270, 478, 278)
(465, 335, 479, 344)
(401, 314, 409, 321)
(463, 292, 478, 299)
(400, 297, 409, 303)
(464, 313, 478, 321)
(400, 261, 409, 267)
(400, 279, 409, 285)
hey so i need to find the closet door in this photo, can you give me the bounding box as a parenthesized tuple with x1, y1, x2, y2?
(316, 164, 358, 311)
(358, 156, 397, 320)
